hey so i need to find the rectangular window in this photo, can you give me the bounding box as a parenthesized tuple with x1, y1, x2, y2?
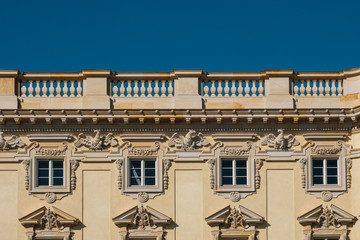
(130, 159, 156, 186)
(221, 159, 247, 186)
(37, 160, 64, 187)
(312, 159, 338, 185)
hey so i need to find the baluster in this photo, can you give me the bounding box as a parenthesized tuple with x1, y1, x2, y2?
(112, 80, 119, 97)
(203, 79, 209, 97)
(210, 80, 216, 97)
(63, 80, 69, 97)
(293, 79, 299, 96)
(48, 80, 54, 97)
(161, 80, 166, 97)
(28, 80, 34, 97)
(337, 79, 343, 96)
(312, 80, 318, 96)
(140, 80, 146, 97)
(231, 80, 236, 97)
(21, 80, 27, 97)
(224, 80, 230, 97)
(324, 80, 330, 96)
(34, 80, 40, 97)
(251, 80, 256, 96)
(119, 81, 125, 97)
(126, 80, 132, 97)
(216, 80, 222, 97)
(244, 80, 250, 96)
(55, 80, 61, 97)
(168, 79, 174, 96)
(147, 80, 153, 97)
(258, 79, 264, 96)
(319, 80, 324, 96)
(69, 80, 75, 97)
(76, 80, 82, 97)
(43, 80, 49, 97)
(133, 80, 139, 97)
(331, 79, 336, 96)
(306, 79, 311, 96)
(299, 80, 305, 96)
(154, 80, 160, 97)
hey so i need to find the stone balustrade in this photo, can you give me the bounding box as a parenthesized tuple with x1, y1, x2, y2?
(0, 68, 359, 110)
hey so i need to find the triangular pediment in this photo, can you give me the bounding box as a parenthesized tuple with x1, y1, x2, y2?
(298, 204, 356, 227)
(205, 205, 264, 227)
(19, 206, 79, 228)
(113, 205, 172, 227)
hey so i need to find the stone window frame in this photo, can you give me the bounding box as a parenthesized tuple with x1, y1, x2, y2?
(300, 140, 351, 200)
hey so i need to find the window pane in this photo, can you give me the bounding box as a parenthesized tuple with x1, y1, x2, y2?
(145, 160, 155, 168)
(130, 160, 141, 169)
(236, 177, 247, 185)
(327, 159, 337, 167)
(236, 160, 246, 168)
(313, 177, 323, 185)
(222, 168, 232, 177)
(38, 178, 49, 186)
(38, 161, 49, 168)
(145, 169, 155, 177)
(313, 168, 323, 175)
(38, 169, 49, 177)
(52, 160, 63, 168)
(313, 159, 323, 167)
(144, 177, 156, 186)
(222, 160, 232, 168)
(222, 177, 232, 185)
(53, 169, 63, 177)
(53, 178, 63, 186)
(327, 177, 338, 184)
(236, 169, 247, 177)
(130, 178, 141, 186)
(327, 168, 337, 175)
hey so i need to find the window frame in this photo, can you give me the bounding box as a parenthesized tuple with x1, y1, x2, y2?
(220, 159, 248, 187)
(129, 158, 157, 187)
(36, 159, 65, 187)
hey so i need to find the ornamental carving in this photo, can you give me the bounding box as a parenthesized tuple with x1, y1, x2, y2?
(163, 159, 171, 190)
(0, 132, 26, 150)
(261, 129, 299, 150)
(168, 129, 210, 151)
(70, 159, 79, 190)
(74, 130, 118, 150)
(44, 192, 57, 204)
(229, 191, 241, 202)
(321, 191, 333, 202)
(310, 140, 351, 155)
(220, 141, 252, 155)
(137, 192, 149, 203)
(126, 142, 160, 155)
(207, 159, 215, 189)
(22, 159, 30, 191)
(41, 207, 61, 230)
(115, 159, 123, 189)
(226, 207, 248, 229)
(255, 159, 263, 189)
(346, 158, 352, 188)
(134, 205, 150, 230)
(317, 206, 339, 228)
(35, 142, 68, 156)
(299, 157, 307, 188)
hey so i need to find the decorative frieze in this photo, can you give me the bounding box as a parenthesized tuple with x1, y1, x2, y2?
(0, 132, 25, 150)
(261, 129, 299, 150)
(74, 130, 118, 150)
(220, 141, 252, 156)
(126, 142, 160, 156)
(311, 140, 344, 155)
(35, 142, 68, 156)
(168, 129, 209, 151)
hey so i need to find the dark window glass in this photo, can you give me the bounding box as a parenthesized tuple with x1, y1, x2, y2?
(38, 178, 49, 186)
(52, 161, 63, 168)
(53, 178, 63, 186)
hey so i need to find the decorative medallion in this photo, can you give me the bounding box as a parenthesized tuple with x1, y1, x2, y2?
(137, 192, 149, 203)
(44, 192, 57, 204)
(229, 191, 241, 202)
(321, 191, 333, 202)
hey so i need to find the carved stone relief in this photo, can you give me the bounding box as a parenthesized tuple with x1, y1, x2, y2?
(44, 192, 57, 204)
(35, 142, 68, 156)
(137, 192, 149, 203)
(261, 129, 299, 150)
(0, 132, 26, 150)
(321, 191, 333, 202)
(226, 206, 248, 229)
(346, 158, 352, 188)
(70, 159, 79, 190)
(229, 191, 241, 202)
(255, 159, 263, 189)
(163, 159, 171, 190)
(207, 159, 215, 189)
(115, 158, 123, 189)
(299, 157, 307, 189)
(74, 130, 118, 150)
(134, 205, 150, 230)
(220, 141, 252, 155)
(22, 159, 30, 191)
(125, 141, 160, 155)
(41, 207, 61, 230)
(168, 129, 209, 150)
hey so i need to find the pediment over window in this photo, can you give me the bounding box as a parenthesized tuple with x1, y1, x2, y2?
(205, 205, 264, 228)
(298, 204, 356, 228)
(113, 205, 172, 228)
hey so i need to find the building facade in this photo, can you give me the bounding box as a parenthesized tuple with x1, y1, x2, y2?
(0, 68, 360, 240)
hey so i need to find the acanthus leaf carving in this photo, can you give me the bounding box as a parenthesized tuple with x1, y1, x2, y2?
(41, 207, 62, 230)
(126, 141, 160, 156)
(134, 205, 150, 230)
(0, 132, 26, 150)
(115, 158, 124, 189)
(74, 130, 118, 150)
(168, 129, 209, 151)
(255, 159, 263, 189)
(226, 207, 248, 229)
(261, 129, 299, 150)
(163, 159, 171, 190)
(207, 159, 215, 189)
(220, 141, 253, 156)
(70, 159, 79, 190)
(317, 206, 340, 228)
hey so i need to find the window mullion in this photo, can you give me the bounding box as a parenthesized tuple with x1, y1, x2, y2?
(141, 160, 144, 186)
(323, 159, 327, 185)
(49, 160, 53, 187)
(232, 160, 236, 186)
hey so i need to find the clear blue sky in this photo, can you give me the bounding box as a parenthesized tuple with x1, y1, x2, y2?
(0, 0, 359, 72)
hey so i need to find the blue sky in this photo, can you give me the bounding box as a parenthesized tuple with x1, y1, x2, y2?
(0, 0, 359, 72)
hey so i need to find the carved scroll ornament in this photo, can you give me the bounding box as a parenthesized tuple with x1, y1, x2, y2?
(74, 130, 118, 150)
(0, 132, 26, 150)
(220, 141, 252, 155)
(35, 142, 68, 156)
(126, 142, 160, 156)
(168, 129, 210, 151)
(261, 129, 299, 150)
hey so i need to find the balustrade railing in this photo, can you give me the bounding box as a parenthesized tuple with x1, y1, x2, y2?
(202, 79, 265, 97)
(292, 79, 343, 97)
(111, 79, 174, 97)
(20, 79, 83, 97)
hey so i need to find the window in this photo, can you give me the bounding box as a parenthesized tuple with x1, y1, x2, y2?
(312, 158, 338, 185)
(221, 159, 247, 186)
(129, 159, 156, 186)
(37, 160, 64, 187)
(314, 238, 339, 240)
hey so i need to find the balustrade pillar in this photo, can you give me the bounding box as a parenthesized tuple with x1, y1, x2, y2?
(82, 70, 111, 109)
(0, 70, 19, 109)
(265, 70, 294, 108)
